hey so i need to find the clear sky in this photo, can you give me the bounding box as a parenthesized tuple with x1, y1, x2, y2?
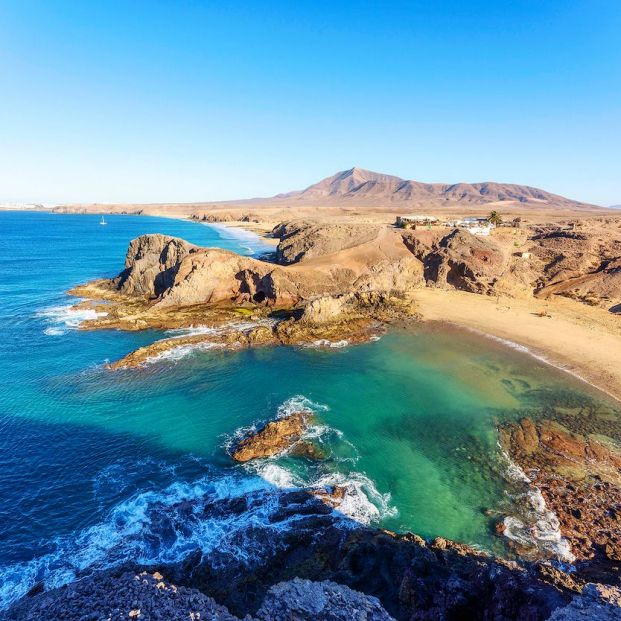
(1, 1, 619, 205)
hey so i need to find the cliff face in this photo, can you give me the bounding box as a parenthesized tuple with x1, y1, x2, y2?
(67, 219, 621, 368)
(107, 229, 428, 310)
(82, 219, 621, 321)
(116, 234, 196, 297)
(7, 487, 575, 621)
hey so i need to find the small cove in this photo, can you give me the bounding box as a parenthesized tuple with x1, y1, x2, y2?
(0, 211, 619, 608)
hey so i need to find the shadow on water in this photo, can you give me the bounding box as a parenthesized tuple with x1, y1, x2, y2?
(1, 414, 573, 621)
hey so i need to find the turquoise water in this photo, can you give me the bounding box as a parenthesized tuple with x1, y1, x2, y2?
(0, 211, 618, 608)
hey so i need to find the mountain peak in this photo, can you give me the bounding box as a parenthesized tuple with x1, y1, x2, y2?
(272, 168, 596, 209)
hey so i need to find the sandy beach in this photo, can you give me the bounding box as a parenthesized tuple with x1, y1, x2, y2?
(414, 288, 621, 402)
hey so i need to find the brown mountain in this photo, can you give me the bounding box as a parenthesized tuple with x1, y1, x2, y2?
(270, 167, 597, 209)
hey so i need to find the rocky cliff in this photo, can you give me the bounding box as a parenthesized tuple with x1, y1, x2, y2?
(67, 218, 621, 367)
(7, 487, 579, 621)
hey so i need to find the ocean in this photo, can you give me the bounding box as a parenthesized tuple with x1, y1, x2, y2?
(0, 211, 617, 609)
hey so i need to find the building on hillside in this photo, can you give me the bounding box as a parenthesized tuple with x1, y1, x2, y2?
(456, 217, 494, 236)
(395, 214, 439, 229)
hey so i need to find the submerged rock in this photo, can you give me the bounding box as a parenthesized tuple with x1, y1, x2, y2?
(500, 417, 621, 573)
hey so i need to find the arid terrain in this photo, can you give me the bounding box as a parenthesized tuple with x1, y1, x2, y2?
(49, 166, 609, 223)
(63, 173, 620, 402)
(8, 169, 621, 620)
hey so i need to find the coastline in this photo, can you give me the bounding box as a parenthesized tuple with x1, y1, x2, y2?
(414, 288, 621, 403)
(3, 204, 281, 245)
(174, 217, 621, 406)
(4, 208, 619, 400)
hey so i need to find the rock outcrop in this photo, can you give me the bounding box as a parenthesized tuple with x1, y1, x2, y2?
(156, 489, 571, 620)
(547, 583, 621, 621)
(500, 418, 621, 573)
(421, 228, 505, 294)
(531, 230, 621, 307)
(83, 230, 426, 311)
(231, 411, 313, 462)
(6, 571, 395, 621)
(8, 487, 577, 620)
(115, 234, 196, 297)
(68, 218, 621, 368)
(255, 578, 394, 621)
(273, 221, 382, 264)
(6, 570, 240, 621)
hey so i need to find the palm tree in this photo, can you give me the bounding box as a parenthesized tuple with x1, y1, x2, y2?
(488, 210, 503, 226)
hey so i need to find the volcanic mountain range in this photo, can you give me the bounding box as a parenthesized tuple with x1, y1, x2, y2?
(266, 167, 595, 209)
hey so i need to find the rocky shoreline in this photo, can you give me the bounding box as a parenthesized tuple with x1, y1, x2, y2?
(500, 417, 621, 583)
(62, 216, 621, 372)
(8, 395, 621, 620)
(34, 219, 621, 619)
(9, 483, 620, 620)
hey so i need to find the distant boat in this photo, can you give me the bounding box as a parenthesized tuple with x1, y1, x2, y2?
(99, 216, 107, 226)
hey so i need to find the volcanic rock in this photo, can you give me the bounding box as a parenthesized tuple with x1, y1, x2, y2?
(231, 412, 313, 462)
(254, 578, 395, 620)
(423, 229, 505, 294)
(547, 583, 621, 620)
(116, 234, 196, 297)
(500, 418, 621, 569)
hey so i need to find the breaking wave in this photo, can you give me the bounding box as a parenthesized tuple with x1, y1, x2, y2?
(232, 395, 397, 526)
(146, 341, 227, 364)
(143, 319, 277, 364)
(0, 469, 316, 611)
(498, 448, 574, 562)
(37, 303, 108, 336)
(306, 339, 350, 349)
(0, 393, 398, 610)
(165, 319, 275, 339)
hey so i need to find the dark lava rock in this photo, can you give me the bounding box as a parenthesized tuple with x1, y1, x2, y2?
(6, 487, 578, 621)
(5, 570, 241, 621)
(255, 578, 394, 620)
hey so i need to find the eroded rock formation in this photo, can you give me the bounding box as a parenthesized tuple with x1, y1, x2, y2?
(231, 411, 313, 462)
(67, 217, 621, 369)
(500, 418, 621, 574)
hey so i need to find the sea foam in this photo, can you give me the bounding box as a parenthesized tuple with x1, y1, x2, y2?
(0, 471, 301, 610)
(499, 448, 574, 562)
(236, 395, 396, 526)
(37, 303, 108, 335)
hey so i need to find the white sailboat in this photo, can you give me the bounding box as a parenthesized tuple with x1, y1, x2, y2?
(100, 216, 107, 226)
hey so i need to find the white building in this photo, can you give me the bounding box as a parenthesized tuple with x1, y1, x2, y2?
(456, 217, 494, 236)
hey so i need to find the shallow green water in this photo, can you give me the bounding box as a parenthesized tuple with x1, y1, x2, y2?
(1, 211, 618, 608)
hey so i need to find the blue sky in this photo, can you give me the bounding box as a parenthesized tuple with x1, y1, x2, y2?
(0, 1, 619, 205)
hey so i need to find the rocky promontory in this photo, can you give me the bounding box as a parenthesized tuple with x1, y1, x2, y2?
(64, 216, 621, 369)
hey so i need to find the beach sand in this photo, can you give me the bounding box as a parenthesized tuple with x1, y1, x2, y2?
(414, 288, 621, 402)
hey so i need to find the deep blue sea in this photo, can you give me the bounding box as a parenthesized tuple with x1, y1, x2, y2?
(0, 211, 618, 609)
